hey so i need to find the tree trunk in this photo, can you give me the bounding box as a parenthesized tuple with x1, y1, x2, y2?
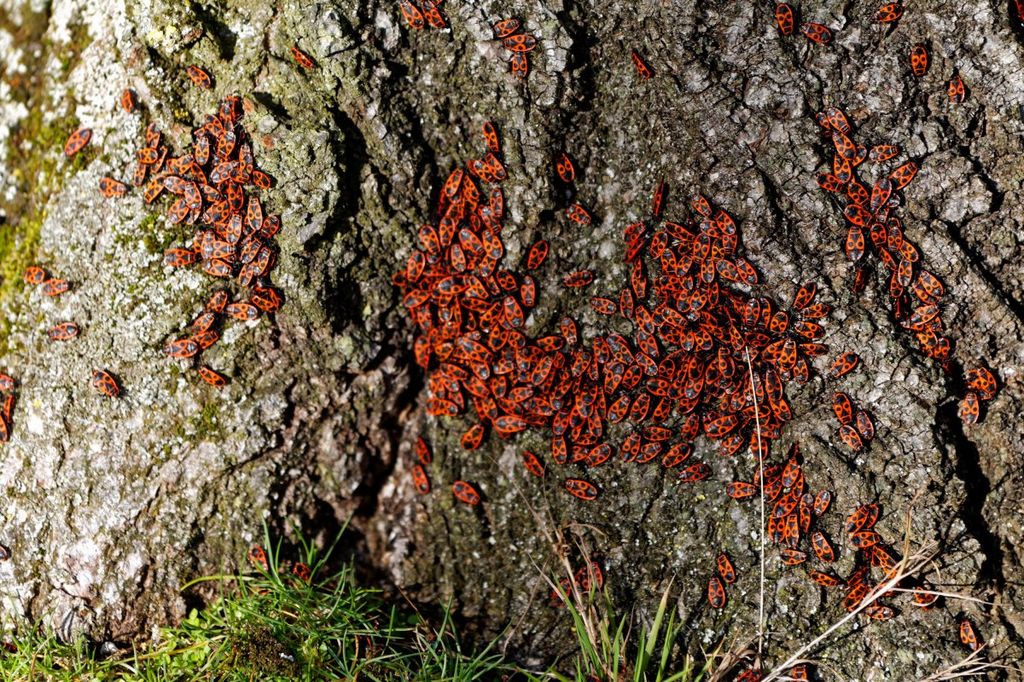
(0, 0, 1020, 676)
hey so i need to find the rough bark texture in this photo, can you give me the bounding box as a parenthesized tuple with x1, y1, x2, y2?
(0, 0, 1020, 677)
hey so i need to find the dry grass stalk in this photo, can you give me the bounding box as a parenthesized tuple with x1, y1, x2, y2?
(761, 542, 939, 681)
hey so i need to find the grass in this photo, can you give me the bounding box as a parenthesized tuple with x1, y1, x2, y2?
(0, 523, 734, 682)
(545, 578, 718, 682)
(0, 530, 517, 681)
(2, 521, 1001, 681)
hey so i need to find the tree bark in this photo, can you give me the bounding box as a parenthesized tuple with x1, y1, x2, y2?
(0, 0, 1020, 677)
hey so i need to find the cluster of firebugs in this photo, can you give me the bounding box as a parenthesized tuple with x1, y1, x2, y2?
(812, 104, 1000, 426)
(20, 6, 994, 672)
(391, 4, 1000, 674)
(38, 49, 316, 403)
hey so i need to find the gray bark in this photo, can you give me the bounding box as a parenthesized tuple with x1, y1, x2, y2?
(0, 0, 1020, 677)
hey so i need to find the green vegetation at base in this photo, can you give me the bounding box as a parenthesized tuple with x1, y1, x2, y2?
(0, 533, 517, 682)
(0, 532, 720, 681)
(546, 577, 715, 682)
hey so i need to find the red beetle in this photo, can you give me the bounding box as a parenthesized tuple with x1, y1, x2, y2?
(564, 478, 599, 500)
(64, 127, 92, 156)
(48, 322, 80, 341)
(186, 65, 213, 89)
(120, 89, 136, 113)
(412, 463, 431, 494)
(91, 369, 121, 397)
(452, 480, 481, 505)
(707, 575, 727, 608)
(630, 49, 653, 80)
(291, 45, 316, 69)
(41, 279, 70, 297)
(197, 366, 229, 387)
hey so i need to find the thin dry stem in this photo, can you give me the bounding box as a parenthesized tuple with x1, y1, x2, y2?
(885, 587, 995, 607)
(761, 542, 939, 682)
(916, 643, 1024, 681)
(704, 640, 757, 682)
(744, 347, 767, 661)
(514, 479, 611, 679)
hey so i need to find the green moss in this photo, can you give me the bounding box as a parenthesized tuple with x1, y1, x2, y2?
(50, 20, 91, 75)
(139, 214, 177, 255)
(0, 60, 99, 351)
(0, 7, 50, 104)
(0, 4, 100, 352)
(192, 400, 220, 440)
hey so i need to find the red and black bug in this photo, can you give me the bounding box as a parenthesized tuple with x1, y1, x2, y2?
(707, 575, 727, 608)
(526, 240, 549, 270)
(452, 480, 481, 505)
(419, 0, 446, 28)
(503, 33, 537, 53)
(651, 180, 668, 218)
(870, 144, 900, 162)
(99, 177, 128, 198)
(509, 52, 529, 80)
(775, 3, 795, 35)
(197, 366, 229, 387)
(810, 530, 836, 562)
(415, 436, 433, 465)
(966, 367, 998, 401)
(564, 478, 599, 500)
(164, 339, 200, 359)
(801, 22, 832, 44)
(120, 89, 136, 113)
(845, 504, 880, 534)
(889, 161, 919, 190)
(864, 604, 894, 621)
(226, 303, 261, 321)
(63, 127, 91, 157)
(41, 279, 70, 297)
(563, 270, 594, 288)
(247, 545, 269, 570)
(959, 619, 981, 651)
(716, 553, 737, 584)
(23, 266, 47, 285)
(460, 421, 483, 448)
(947, 74, 966, 103)
(832, 392, 854, 425)
(727, 481, 757, 499)
(522, 450, 545, 477)
(958, 391, 980, 424)
(809, 570, 842, 587)
(813, 490, 832, 517)
(678, 462, 711, 483)
(855, 410, 875, 441)
(481, 121, 501, 154)
(292, 562, 312, 582)
(412, 463, 431, 494)
(875, 2, 903, 22)
(48, 322, 79, 341)
(91, 369, 121, 398)
(829, 352, 860, 378)
(492, 18, 521, 38)
(909, 45, 929, 77)
(554, 152, 576, 183)
(779, 548, 807, 566)
(838, 425, 863, 451)
(291, 45, 316, 69)
(186, 65, 213, 89)
(630, 49, 653, 80)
